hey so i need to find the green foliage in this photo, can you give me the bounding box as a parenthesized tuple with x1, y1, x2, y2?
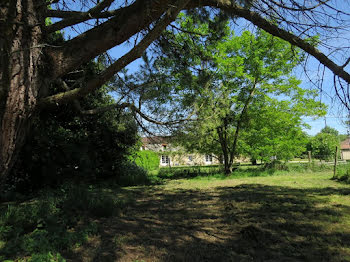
(268, 162, 333, 173)
(0, 183, 128, 261)
(157, 162, 332, 181)
(29, 252, 65, 262)
(158, 165, 223, 179)
(60, 184, 120, 218)
(7, 84, 138, 191)
(334, 163, 350, 183)
(310, 131, 340, 160)
(241, 100, 311, 163)
(153, 14, 326, 171)
(338, 134, 348, 143)
(2, 28, 139, 191)
(321, 126, 339, 136)
(117, 162, 160, 186)
(132, 150, 159, 171)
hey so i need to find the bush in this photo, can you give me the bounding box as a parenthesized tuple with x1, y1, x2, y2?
(263, 160, 288, 170)
(60, 184, 120, 218)
(335, 164, 350, 183)
(29, 252, 65, 262)
(157, 162, 334, 181)
(7, 82, 139, 192)
(117, 162, 160, 186)
(132, 151, 159, 171)
(158, 165, 222, 179)
(280, 162, 333, 173)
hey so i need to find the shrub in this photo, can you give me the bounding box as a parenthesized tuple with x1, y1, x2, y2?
(29, 252, 65, 262)
(158, 165, 222, 179)
(335, 164, 350, 183)
(132, 151, 159, 171)
(281, 162, 333, 173)
(60, 184, 120, 218)
(117, 162, 156, 186)
(7, 87, 139, 192)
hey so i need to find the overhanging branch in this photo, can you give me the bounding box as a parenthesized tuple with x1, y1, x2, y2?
(82, 102, 195, 126)
(40, 0, 190, 108)
(82, 102, 171, 125)
(215, 2, 350, 85)
(46, 0, 117, 33)
(48, 0, 172, 78)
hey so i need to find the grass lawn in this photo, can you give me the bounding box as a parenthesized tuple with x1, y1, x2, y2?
(2, 171, 350, 261)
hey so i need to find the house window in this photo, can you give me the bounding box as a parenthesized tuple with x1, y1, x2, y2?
(161, 155, 170, 164)
(188, 155, 193, 161)
(205, 154, 212, 163)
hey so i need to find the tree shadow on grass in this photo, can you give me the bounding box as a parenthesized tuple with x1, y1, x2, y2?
(67, 184, 350, 261)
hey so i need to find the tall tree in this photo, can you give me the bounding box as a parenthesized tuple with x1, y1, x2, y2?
(157, 17, 325, 173)
(311, 127, 340, 160)
(1, 0, 350, 179)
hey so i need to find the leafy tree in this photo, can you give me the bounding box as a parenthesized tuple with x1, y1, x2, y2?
(320, 126, 339, 137)
(311, 129, 340, 161)
(1, 0, 350, 180)
(241, 100, 310, 164)
(154, 16, 325, 174)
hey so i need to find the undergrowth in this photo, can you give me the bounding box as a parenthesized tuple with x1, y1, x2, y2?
(157, 162, 334, 181)
(334, 163, 350, 183)
(0, 183, 131, 261)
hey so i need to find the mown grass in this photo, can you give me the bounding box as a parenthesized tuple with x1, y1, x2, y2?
(110, 171, 350, 261)
(1, 164, 350, 261)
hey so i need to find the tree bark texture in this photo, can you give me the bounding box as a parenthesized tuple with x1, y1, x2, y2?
(0, 0, 45, 180)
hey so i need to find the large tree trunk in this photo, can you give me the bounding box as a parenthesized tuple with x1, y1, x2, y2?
(223, 159, 232, 175)
(0, 0, 45, 181)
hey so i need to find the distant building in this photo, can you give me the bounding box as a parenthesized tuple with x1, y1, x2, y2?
(340, 137, 350, 160)
(140, 136, 219, 167)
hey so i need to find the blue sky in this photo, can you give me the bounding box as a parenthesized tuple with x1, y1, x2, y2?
(124, 60, 350, 136)
(58, 2, 350, 136)
(295, 57, 350, 135)
(106, 31, 350, 136)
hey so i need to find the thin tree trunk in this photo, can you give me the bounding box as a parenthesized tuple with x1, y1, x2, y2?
(217, 119, 232, 175)
(228, 83, 258, 171)
(0, 0, 45, 181)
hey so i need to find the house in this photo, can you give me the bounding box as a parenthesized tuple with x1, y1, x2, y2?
(140, 136, 220, 167)
(341, 137, 350, 160)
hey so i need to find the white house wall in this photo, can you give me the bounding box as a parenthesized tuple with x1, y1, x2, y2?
(341, 150, 350, 160)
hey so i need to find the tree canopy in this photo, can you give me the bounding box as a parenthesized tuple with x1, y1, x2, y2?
(149, 15, 326, 173)
(310, 127, 340, 161)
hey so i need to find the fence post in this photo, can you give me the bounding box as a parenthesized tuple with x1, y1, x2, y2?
(333, 146, 338, 179)
(308, 151, 312, 165)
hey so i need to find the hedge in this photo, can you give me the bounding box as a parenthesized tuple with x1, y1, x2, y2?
(133, 150, 159, 171)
